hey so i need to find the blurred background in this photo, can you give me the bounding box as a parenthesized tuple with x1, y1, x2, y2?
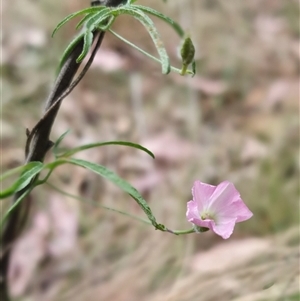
(1, 0, 299, 300)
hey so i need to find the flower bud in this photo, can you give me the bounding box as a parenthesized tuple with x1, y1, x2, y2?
(180, 36, 195, 66)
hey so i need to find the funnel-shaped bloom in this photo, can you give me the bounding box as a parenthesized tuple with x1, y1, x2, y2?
(186, 181, 253, 239)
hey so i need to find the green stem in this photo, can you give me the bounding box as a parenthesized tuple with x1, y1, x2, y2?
(36, 169, 55, 185)
(109, 29, 193, 75)
(180, 64, 188, 76)
(46, 183, 195, 236)
(171, 228, 195, 235)
(46, 182, 152, 226)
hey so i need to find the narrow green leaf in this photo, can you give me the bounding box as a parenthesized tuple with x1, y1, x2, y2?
(111, 6, 170, 74)
(0, 162, 41, 182)
(133, 5, 185, 37)
(66, 158, 159, 228)
(0, 188, 31, 229)
(76, 12, 99, 30)
(98, 16, 116, 31)
(47, 182, 152, 226)
(74, 9, 114, 62)
(77, 30, 94, 63)
(85, 8, 112, 31)
(52, 130, 71, 157)
(58, 141, 155, 158)
(110, 29, 192, 75)
(0, 162, 43, 199)
(44, 159, 69, 171)
(52, 7, 104, 37)
(57, 32, 85, 73)
(76, 14, 115, 33)
(76, 7, 111, 31)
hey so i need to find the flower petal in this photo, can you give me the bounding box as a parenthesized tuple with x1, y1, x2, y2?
(211, 219, 236, 239)
(186, 200, 213, 229)
(192, 181, 216, 210)
(187, 180, 253, 239)
(233, 199, 253, 222)
(186, 200, 200, 221)
(214, 196, 253, 223)
(207, 181, 240, 213)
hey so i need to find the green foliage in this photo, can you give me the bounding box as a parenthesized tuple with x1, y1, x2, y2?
(52, 1, 196, 76)
(55, 141, 155, 158)
(0, 134, 163, 231)
(66, 158, 164, 230)
(1, 189, 32, 229)
(1, 131, 197, 235)
(1, 0, 198, 242)
(0, 162, 43, 199)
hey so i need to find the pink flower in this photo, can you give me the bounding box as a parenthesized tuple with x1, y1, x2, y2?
(186, 181, 253, 239)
